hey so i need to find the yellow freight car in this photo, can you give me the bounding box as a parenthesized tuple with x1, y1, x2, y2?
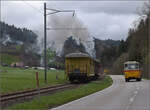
(124, 61, 142, 82)
(65, 52, 101, 82)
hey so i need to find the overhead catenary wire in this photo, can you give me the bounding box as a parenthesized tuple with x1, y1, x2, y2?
(22, 0, 44, 15)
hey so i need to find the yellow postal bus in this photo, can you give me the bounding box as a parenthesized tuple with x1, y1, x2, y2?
(124, 61, 142, 82)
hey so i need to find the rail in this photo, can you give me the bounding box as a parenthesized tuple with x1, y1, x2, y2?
(0, 83, 78, 108)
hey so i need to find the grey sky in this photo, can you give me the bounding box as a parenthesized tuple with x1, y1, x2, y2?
(1, 1, 146, 40)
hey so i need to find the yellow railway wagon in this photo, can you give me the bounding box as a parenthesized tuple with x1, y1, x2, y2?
(65, 52, 98, 82)
(124, 61, 142, 82)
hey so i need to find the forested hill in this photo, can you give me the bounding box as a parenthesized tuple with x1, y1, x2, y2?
(0, 21, 38, 45)
(101, 39, 121, 46)
(0, 21, 40, 66)
(94, 38, 121, 67)
(111, 2, 150, 78)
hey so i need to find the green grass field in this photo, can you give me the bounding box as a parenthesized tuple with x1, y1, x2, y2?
(0, 66, 68, 94)
(5, 76, 113, 110)
(0, 53, 21, 65)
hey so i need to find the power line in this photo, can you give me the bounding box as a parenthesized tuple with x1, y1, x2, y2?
(22, 0, 43, 15)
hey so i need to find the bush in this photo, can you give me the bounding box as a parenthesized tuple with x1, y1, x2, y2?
(111, 53, 129, 75)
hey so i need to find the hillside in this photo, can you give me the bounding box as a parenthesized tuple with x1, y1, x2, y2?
(0, 22, 37, 45)
(0, 21, 40, 66)
(0, 21, 123, 68)
(94, 38, 121, 67)
(52, 36, 120, 68)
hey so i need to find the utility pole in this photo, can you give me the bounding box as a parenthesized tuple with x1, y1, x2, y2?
(44, 3, 47, 84)
(43, 2, 75, 84)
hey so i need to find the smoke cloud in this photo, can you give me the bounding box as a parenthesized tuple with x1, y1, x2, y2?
(37, 12, 95, 57)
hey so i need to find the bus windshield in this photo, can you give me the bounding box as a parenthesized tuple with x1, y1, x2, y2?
(125, 63, 139, 70)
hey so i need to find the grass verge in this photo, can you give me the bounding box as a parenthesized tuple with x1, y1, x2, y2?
(5, 76, 113, 110)
(144, 78, 150, 80)
(0, 66, 67, 94)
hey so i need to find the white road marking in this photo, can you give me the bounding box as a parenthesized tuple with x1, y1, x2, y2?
(134, 91, 138, 95)
(126, 97, 135, 110)
(129, 97, 134, 103)
(126, 90, 139, 110)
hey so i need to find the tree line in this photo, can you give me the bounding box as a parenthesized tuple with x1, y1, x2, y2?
(111, 2, 150, 78)
(0, 21, 38, 44)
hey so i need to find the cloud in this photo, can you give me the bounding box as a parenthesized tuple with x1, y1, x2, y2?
(1, 1, 43, 30)
(1, 1, 145, 41)
(46, 1, 145, 14)
(77, 12, 139, 40)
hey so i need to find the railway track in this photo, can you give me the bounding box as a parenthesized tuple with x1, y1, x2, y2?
(0, 83, 78, 108)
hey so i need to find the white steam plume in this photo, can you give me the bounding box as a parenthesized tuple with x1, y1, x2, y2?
(37, 13, 95, 57)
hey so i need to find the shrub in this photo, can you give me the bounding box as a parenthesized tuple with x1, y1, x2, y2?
(111, 53, 129, 75)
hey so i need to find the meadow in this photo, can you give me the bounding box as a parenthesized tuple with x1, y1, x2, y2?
(0, 66, 67, 94)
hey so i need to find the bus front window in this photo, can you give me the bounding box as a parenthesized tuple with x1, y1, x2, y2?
(128, 64, 139, 70)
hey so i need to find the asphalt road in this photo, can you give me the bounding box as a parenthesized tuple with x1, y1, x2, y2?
(51, 75, 150, 110)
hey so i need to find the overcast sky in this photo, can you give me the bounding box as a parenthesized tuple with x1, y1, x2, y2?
(1, 1, 146, 40)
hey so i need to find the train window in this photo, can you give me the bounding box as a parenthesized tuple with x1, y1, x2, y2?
(74, 69, 80, 73)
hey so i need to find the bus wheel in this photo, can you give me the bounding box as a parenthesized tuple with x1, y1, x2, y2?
(125, 78, 129, 82)
(137, 78, 141, 81)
